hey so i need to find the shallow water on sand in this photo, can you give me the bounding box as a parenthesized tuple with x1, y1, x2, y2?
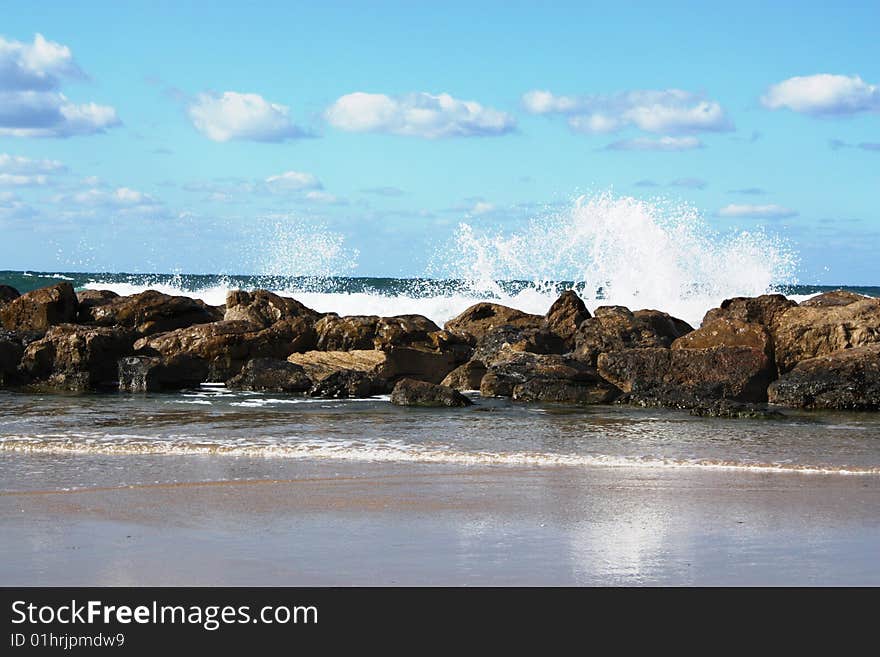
(2, 387, 879, 492)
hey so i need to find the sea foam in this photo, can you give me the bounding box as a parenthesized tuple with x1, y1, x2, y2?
(83, 192, 799, 327)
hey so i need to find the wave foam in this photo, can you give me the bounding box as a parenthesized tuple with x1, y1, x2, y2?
(81, 192, 800, 327)
(2, 437, 877, 476)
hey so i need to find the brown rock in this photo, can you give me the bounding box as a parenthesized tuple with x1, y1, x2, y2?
(573, 306, 692, 365)
(20, 324, 136, 390)
(0, 285, 20, 304)
(0, 282, 78, 331)
(118, 354, 209, 392)
(441, 360, 487, 391)
(309, 369, 376, 398)
(288, 349, 387, 381)
(288, 346, 459, 390)
(373, 315, 441, 349)
(444, 303, 544, 344)
(768, 344, 880, 410)
(473, 325, 565, 367)
(480, 350, 620, 404)
(544, 290, 590, 347)
(0, 331, 25, 385)
(224, 289, 318, 328)
(597, 346, 773, 406)
(391, 378, 473, 407)
(76, 289, 119, 322)
(134, 316, 316, 381)
(315, 315, 379, 350)
(702, 294, 796, 327)
(226, 357, 311, 393)
(85, 290, 223, 336)
(672, 318, 773, 357)
(771, 298, 880, 373)
(800, 290, 871, 308)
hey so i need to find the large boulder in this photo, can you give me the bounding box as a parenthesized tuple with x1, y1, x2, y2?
(800, 290, 871, 308)
(544, 290, 590, 348)
(672, 318, 773, 358)
(288, 346, 459, 390)
(374, 315, 441, 349)
(472, 324, 565, 367)
(0, 330, 25, 385)
(315, 315, 379, 350)
(573, 306, 692, 365)
(314, 313, 455, 353)
(444, 303, 544, 344)
(441, 360, 487, 391)
(75, 289, 119, 322)
(597, 346, 773, 406)
(224, 289, 318, 328)
(226, 358, 311, 393)
(85, 290, 223, 336)
(770, 297, 880, 373)
(0, 282, 78, 331)
(118, 354, 209, 392)
(391, 378, 473, 407)
(767, 344, 880, 410)
(480, 350, 621, 404)
(134, 317, 316, 381)
(309, 369, 376, 398)
(0, 285, 20, 304)
(20, 324, 136, 390)
(288, 349, 387, 382)
(702, 294, 796, 328)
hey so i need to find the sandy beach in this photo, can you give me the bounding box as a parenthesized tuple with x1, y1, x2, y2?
(2, 455, 878, 586)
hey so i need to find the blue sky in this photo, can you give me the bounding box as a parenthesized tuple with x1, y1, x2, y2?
(1, 1, 878, 282)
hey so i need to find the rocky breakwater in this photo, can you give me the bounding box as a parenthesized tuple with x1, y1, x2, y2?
(0, 282, 878, 412)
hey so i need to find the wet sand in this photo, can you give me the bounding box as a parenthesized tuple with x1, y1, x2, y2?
(2, 457, 879, 585)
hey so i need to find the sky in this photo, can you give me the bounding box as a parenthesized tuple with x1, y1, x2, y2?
(0, 0, 878, 283)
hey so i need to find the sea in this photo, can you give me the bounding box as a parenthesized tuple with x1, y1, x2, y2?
(1, 192, 879, 489)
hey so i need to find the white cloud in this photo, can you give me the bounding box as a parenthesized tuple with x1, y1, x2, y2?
(0, 173, 48, 186)
(605, 136, 703, 151)
(0, 190, 36, 221)
(265, 170, 322, 191)
(0, 34, 120, 138)
(305, 190, 347, 205)
(53, 186, 166, 219)
(523, 89, 733, 135)
(187, 91, 307, 142)
(470, 201, 496, 215)
(761, 74, 880, 116)
(325, 91, 516, 138)
(69, 186, 159, 207)
(0, 33, 82, 90)
(717, 204, 798, 219)
(0, 153, 66, 173)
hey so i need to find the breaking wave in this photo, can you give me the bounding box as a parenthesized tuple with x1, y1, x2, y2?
(78, 192, 799, 327)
